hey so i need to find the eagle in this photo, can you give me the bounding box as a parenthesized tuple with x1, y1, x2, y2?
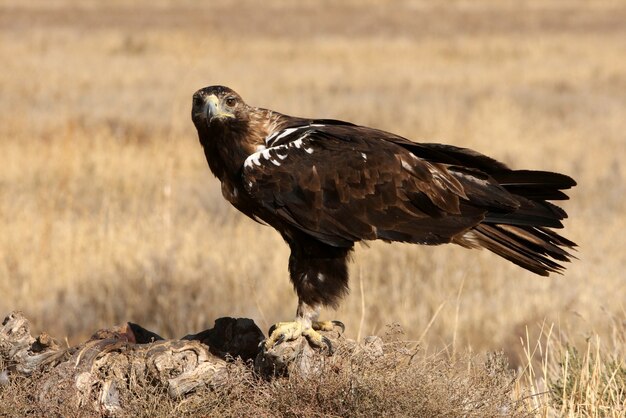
(191, 85, 576, 351)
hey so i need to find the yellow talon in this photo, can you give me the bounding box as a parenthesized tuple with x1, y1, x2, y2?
(302, 328, 333, 354)
(265, 321, 304, 348)
(312, 320, 345, 333)
(264, 321, 337, 354)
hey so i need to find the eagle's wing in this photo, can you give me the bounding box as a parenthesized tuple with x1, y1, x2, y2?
(241, 123, 519, 247)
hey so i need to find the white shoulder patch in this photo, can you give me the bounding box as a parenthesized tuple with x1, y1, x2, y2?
(266, 127, 299, 146)
(244, 152, 263, 168)
(264, 122, 329, 147)
(247, 123, 326, 170)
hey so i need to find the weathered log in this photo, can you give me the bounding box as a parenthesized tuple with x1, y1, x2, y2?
(0, 311, 342, 415)
(0, 312, 69, 376)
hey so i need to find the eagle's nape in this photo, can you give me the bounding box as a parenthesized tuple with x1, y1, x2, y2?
(191, 85, 577, 352)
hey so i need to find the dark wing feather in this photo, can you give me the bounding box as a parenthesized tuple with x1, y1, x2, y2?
(242, 124, 506, 247)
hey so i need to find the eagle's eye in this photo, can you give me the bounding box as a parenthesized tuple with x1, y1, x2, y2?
(224, 96, 238, 108)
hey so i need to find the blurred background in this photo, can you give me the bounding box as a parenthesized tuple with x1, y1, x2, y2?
(0, 0, 624, 368)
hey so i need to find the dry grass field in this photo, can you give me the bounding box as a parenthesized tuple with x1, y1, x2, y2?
(1, 0, 625, 415)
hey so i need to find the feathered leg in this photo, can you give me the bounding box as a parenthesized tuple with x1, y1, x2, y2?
(264, 234, 350, 352)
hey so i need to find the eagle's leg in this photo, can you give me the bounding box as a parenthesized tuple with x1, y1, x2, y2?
(263, 234, 351, 352)
(265, 301, 343, 352)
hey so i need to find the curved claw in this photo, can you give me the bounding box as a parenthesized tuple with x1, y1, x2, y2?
(331, 320, 345, 334)
(274, 334, 285, 346)
(321, 336, 334, 356)
(268, 324, 277, 336)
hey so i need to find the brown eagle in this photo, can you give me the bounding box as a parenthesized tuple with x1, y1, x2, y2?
(191, 85, 576, 351)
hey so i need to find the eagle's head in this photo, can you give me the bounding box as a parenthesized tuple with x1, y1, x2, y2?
(191, 85, 250, 132)
(192, 85, 273, 181)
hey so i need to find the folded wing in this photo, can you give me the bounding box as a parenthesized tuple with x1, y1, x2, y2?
(243, 123, 521, 247)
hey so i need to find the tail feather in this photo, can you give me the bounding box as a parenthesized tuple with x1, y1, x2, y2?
(492, 170, 576, 201)
(484, 200, 567, 229)
(468, 224, 575, 276)
(532, 225, 577, 248)
(497, 225, 573, 261)
(495, 187, 570, 201)
(469, 170, 576, 276)
(405, 142, 577, 276)
(493, 170, 576, 189)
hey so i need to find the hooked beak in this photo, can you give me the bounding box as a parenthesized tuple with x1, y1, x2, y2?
(205, 94, 219, 121)
(204, 94, 234, 123)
